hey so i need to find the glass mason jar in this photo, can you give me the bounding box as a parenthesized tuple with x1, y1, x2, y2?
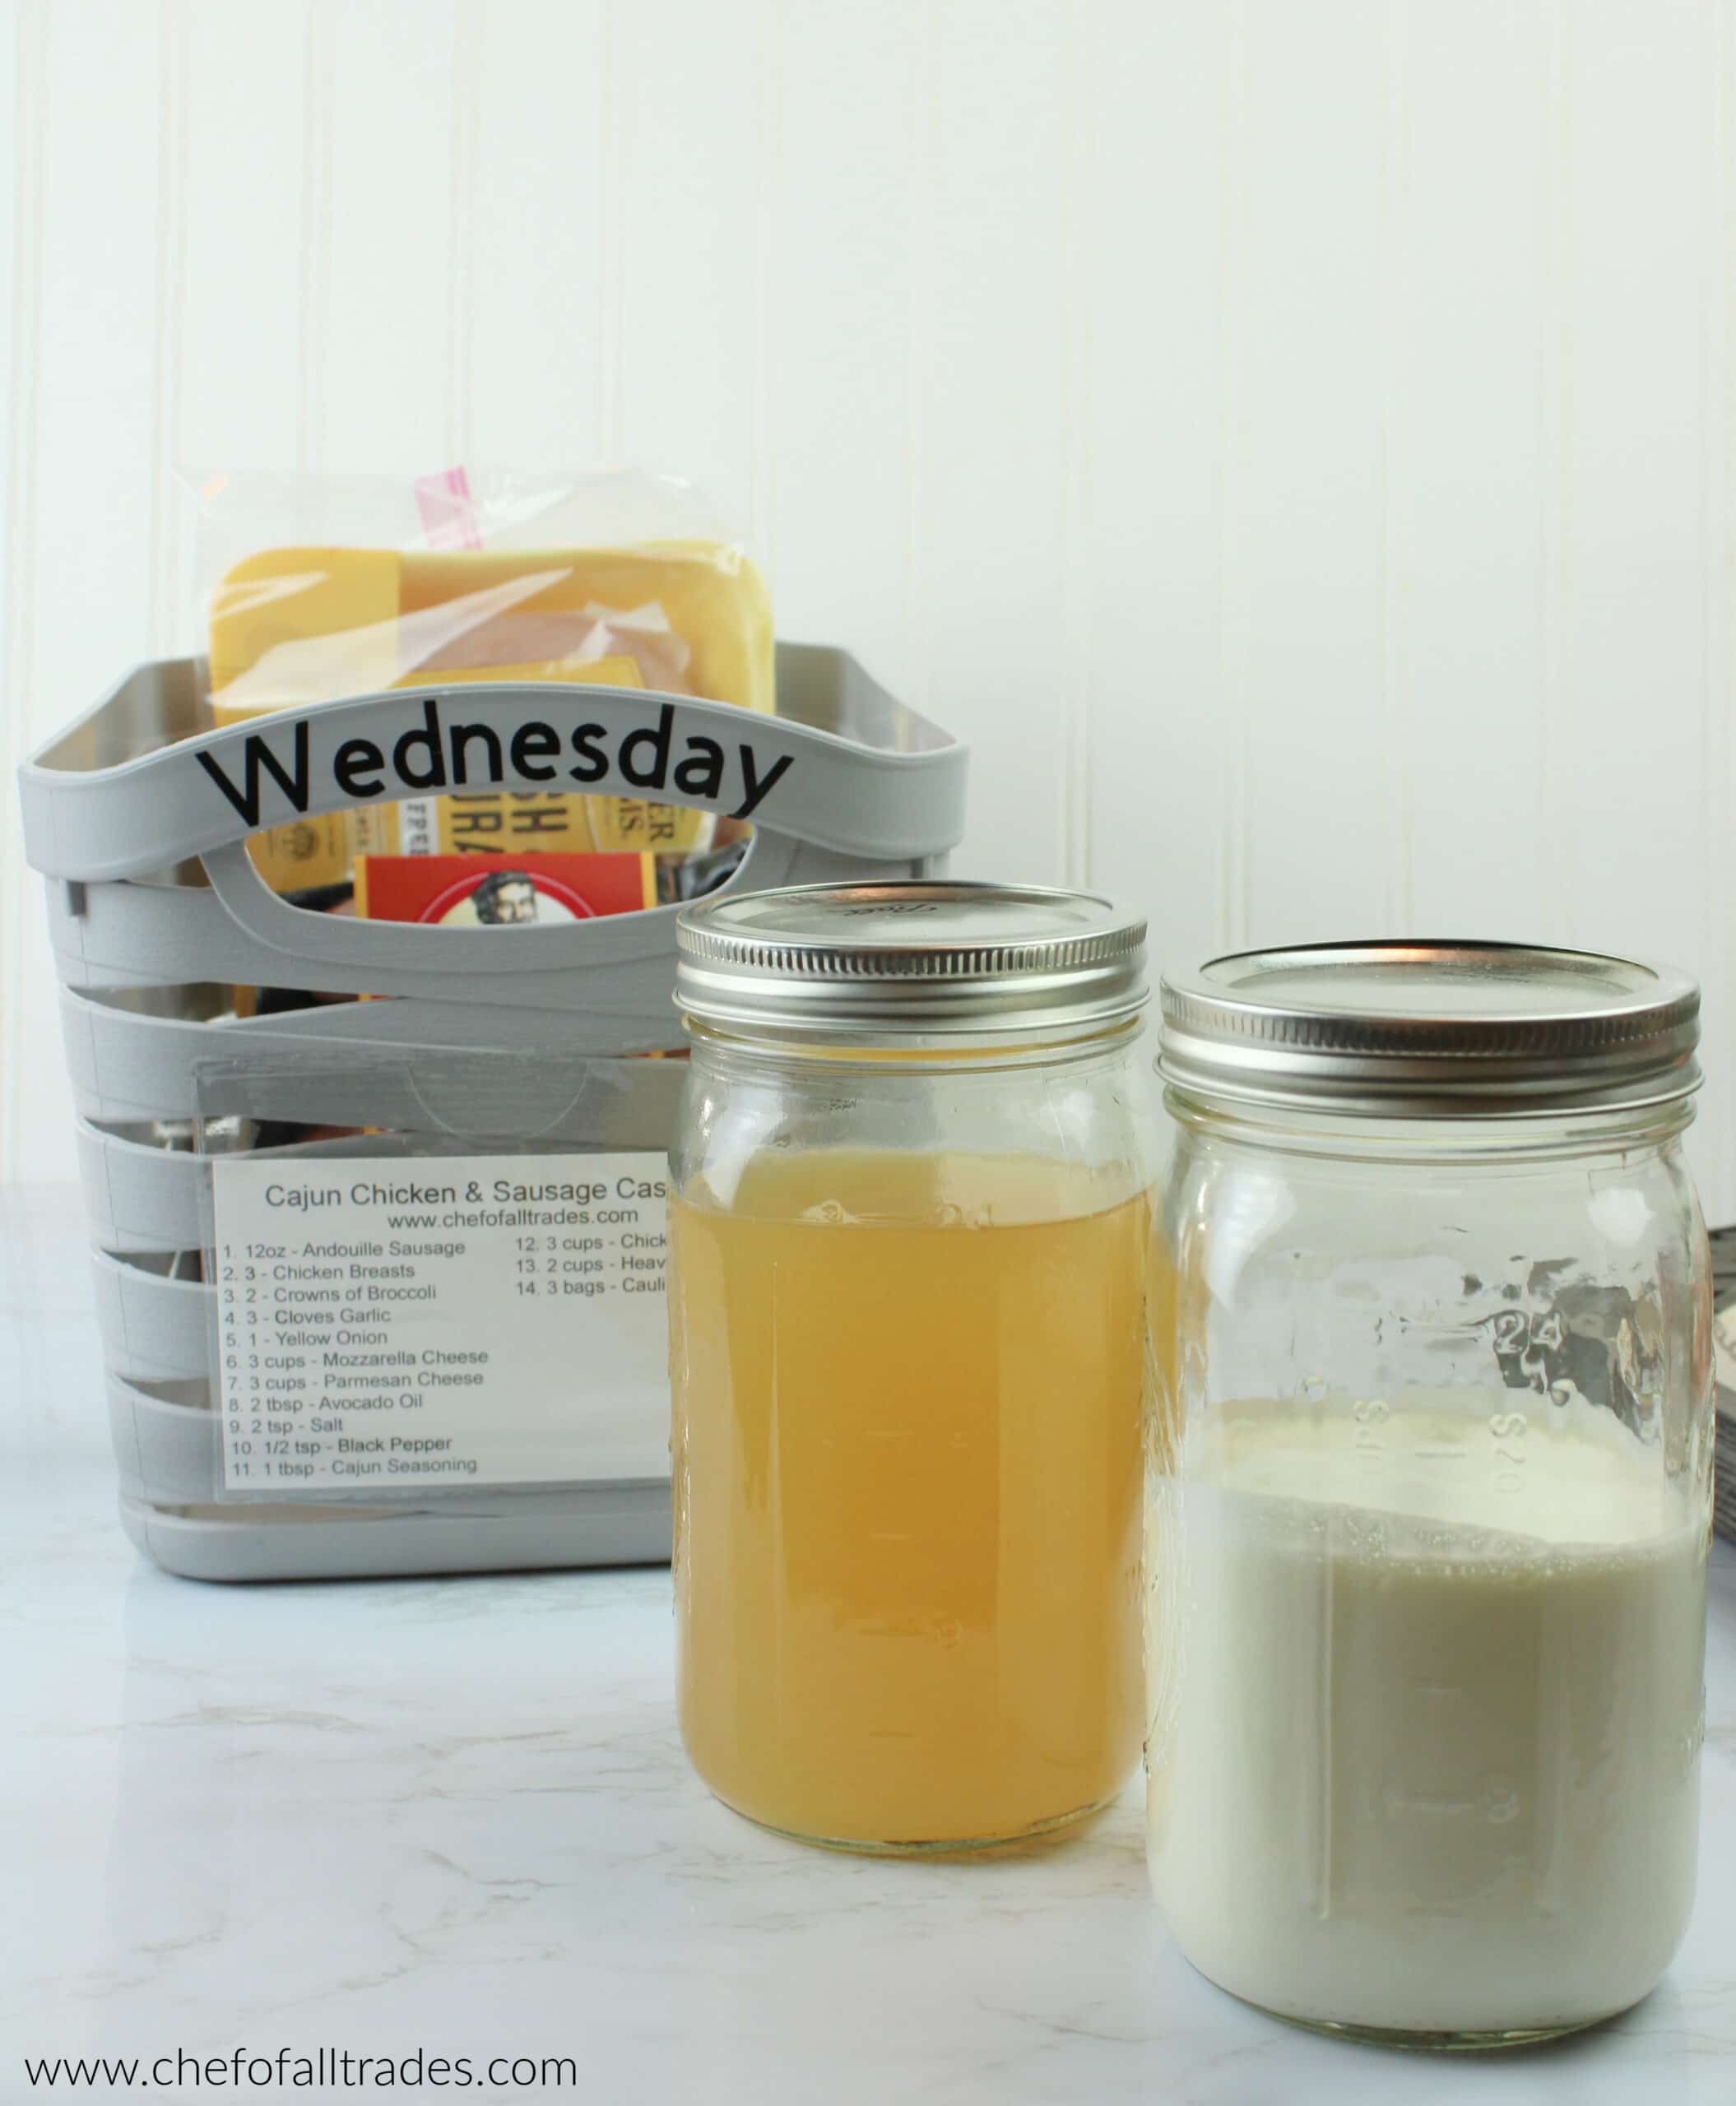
(1145, 943, 1712, 2048)
(669, 880, 1159, 1853)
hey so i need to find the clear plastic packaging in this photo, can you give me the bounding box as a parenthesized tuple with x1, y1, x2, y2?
(193, 466, 774, 898)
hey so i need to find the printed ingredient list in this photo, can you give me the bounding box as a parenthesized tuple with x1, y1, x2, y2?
(211, 1153, 672, 1494)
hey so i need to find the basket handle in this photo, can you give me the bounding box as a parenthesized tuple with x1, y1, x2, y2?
(22, 667, 967, 881)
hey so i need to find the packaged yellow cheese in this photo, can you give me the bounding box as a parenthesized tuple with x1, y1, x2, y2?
(197, 470, 774, 898)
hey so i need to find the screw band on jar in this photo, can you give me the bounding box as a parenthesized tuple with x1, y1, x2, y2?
(1158, 939, 1700, 1117)
(675, 879, 1149, 1046)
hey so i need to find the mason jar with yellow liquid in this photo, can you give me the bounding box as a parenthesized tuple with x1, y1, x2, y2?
(668, 881, 1158, 1853)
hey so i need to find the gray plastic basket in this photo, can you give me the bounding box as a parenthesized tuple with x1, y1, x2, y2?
(21, 643, 967, 1580)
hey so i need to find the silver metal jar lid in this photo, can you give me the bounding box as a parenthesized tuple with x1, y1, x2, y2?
(675, 880, 1147, 1043)
(1158, 940, 1701, 1117)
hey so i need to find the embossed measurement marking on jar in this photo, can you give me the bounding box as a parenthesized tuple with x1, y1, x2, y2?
(1488, 1410, 1528, 1494)
(1352, 1397, 1390, 1470)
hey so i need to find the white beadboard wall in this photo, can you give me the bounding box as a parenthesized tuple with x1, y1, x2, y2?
(3, 0, 1734, 1213)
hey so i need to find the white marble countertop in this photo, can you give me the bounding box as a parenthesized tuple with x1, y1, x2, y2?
(3, 1184, 1734, 2104)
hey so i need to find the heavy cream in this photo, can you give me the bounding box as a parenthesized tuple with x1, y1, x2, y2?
(1145, 1396, 1706, 2039)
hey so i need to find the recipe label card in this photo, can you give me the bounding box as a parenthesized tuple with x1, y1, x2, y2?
(210, 1153, 671, 1496)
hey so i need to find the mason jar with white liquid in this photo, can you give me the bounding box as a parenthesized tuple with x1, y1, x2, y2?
(1145, 942, 1712, 2048)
